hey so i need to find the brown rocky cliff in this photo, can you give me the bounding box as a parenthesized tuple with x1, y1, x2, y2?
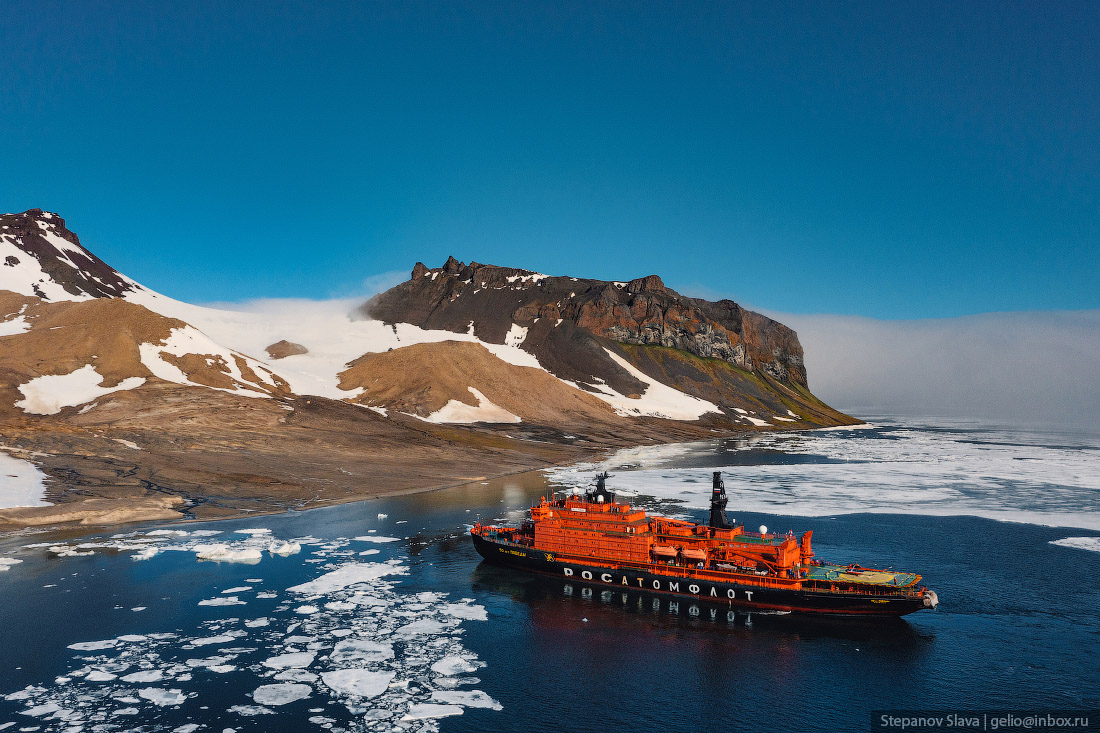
(364, 258, 808, 387)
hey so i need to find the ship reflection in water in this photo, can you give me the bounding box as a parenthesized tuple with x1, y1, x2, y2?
(471, 563, 927, 645)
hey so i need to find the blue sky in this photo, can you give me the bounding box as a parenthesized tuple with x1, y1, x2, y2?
(3, 1, 1098, 318)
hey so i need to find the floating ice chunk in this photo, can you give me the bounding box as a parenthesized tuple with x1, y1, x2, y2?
(262, 652, 315, 670)
(190, 634, 239, 646)
(431, 689, 502, 710)
(403, 703, 464, 720)
(274, 669, 318, 683)
(320, 669, 394, 699)
(0, 557, 23, 570)
(173, 725, 200, 733)
(186, 655, 236, 669)
(137, 688, 187, 707)
(67, 639, 117, 651)
(440, 603, 488, 621)
(199, 596, 246, 607)
(377, 513, 388, 519)
(358, 549, 380, 556)
(131, 606, 147, 612)
(256, 592, 278, 599)
(251, 683, 312, 706)
(394, 618, 450, 638)
(431, 656, 479, 676)
(22, 701, 62, 717)
(245, 617, 270, 628)
(131, 547, 160, 561)
(121, 669, 163, 683)
(351, 535, 399, 543)
(222, 586, 252, 593)
(294, 605, 319, 615)
(229, 704, 275, 716)
(330, 639, 394, 664)
(85, 670, 117, 682)
(235, 528, 271, 535)
(267, 541, 301, 556)
(193, 544, 263, 564)
(287, 561, 406, 594)
(1050, 537, 1100, 553)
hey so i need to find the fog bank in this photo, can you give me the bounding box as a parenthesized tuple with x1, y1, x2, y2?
(764, 309, 1100, 430)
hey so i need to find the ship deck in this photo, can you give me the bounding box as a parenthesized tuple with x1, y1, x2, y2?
(804, 564, 918, 587)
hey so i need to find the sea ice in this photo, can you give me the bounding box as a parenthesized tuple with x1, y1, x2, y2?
(262, 652, 315, 669)
(320, 669, 394, 699)
(251, 683, 312, 706)
(193, 544, 263, 564)
(330, 639, 394, 664)
(287, 561, 406, 594)
(430, 656, 479, 676)
(198, 596, 246, 606)
(137, 688, 187, 706)
(431, 689, 502, 709)
(1050, 537, 1100, 553)
(402, 703, 464, 720)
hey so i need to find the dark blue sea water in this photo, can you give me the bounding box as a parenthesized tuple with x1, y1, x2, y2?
(1, 418, 1098, 732)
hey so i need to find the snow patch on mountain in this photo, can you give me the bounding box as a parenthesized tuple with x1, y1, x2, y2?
(0, 233, 94, 302)
(419, 387, 522, 424)
(0, 313, 30, 336)
(586, 348, 720, 420)
(124, 290, 548, 399)
(14, 365, 145, 415)
(137, 326, 274, 399)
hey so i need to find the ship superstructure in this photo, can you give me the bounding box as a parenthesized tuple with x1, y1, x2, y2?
(471, 472, 938, 616)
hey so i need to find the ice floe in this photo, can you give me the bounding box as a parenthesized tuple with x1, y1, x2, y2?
(5, 536, 495, 731)
(1050, 537, 1100, 553)
(252, 682, 312, 706)
(550, 423, 1100, 530)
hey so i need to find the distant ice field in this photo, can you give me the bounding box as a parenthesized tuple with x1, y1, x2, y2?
(548, 419, 1100, 531)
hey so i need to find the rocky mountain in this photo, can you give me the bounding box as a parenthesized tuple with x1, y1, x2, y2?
(361, 257, 842, 426)
(0, 209, 855, 531)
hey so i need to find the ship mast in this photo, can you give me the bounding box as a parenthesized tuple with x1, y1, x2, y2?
(709, 471, 733, 529)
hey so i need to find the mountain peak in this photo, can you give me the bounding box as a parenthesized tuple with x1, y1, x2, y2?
(0, 209, 138, 301)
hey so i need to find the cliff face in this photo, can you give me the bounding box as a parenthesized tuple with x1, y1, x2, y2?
(366, 257, 807, 385)
(361, 257, 849, 428)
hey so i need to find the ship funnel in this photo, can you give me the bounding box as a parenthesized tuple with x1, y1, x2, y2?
(709, 471, 732, 529)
